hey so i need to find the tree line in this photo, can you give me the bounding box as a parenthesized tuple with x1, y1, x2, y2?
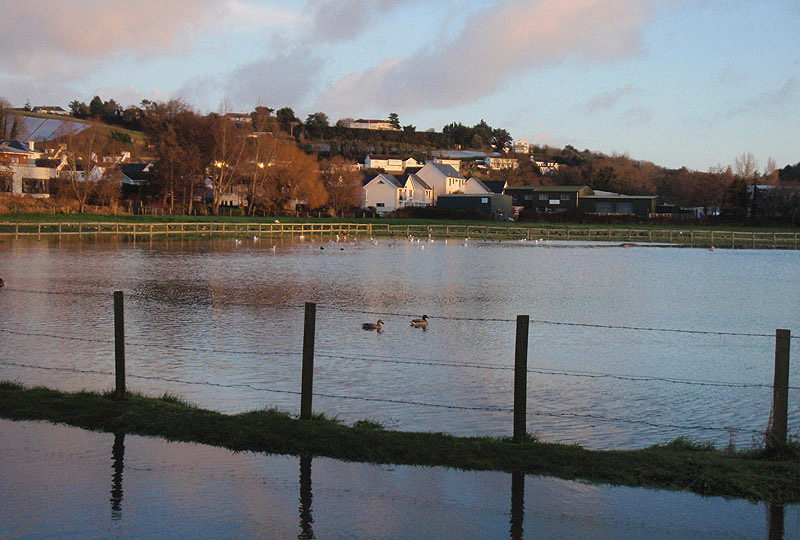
(5, 95, 799, 222)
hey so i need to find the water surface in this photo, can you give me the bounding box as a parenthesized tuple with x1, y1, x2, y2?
(0, 235, 797, 449)
(2, 419, 796, 540)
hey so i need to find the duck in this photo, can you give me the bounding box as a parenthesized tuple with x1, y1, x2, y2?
(0, 278, 5, 287)
(362, 319, 384, 331)
(410, 315, 428, 328)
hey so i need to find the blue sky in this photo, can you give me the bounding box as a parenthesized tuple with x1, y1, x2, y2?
(1, 0, 798, 171)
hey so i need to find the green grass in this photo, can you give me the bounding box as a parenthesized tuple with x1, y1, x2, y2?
(0, 213, 797, 235)
(1, 381, 798, 503)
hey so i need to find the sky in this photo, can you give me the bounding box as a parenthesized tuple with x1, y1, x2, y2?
(1, 0, 798, 171)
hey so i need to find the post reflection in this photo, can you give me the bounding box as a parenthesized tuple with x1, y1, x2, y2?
(110, 432, 125, 520)
(298, 455, 314, 539)
(510, 471, 525, 540)
(767, 502, 784, 540)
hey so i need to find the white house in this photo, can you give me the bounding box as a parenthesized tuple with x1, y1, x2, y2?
(364, 155, 420, 173)
(513, 140, 530, 154)
(462, 178, 507, 195)
(485, 155, 519, 171)
(533, 159, 560, 175)
(0, 140, 60, 197)
(362, 173, 433, 215)
(413, 162, 465, 203)
(344, 119, 399, 131)
(463, 177, 492, 194)
(431, 157, 462, 172)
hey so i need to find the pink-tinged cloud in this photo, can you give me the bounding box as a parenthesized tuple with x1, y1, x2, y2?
(582, 84, 638, 114)
(317, 0, 659, 114)
(224, 49, 325, 110)
(0, 1, 226, 73)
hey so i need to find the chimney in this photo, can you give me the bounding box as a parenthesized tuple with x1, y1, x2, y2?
(27, 140, 35, 151)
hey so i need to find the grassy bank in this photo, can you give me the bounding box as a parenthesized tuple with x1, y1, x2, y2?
(1, 381, 798, 503)
(1, 211, 799, 233)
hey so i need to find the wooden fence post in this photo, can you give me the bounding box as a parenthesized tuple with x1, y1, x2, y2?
(113, 291, 126, 396)
(514, 315, 530, 443)
(301, 302, 317, 420)
(767, 329, 791, 450)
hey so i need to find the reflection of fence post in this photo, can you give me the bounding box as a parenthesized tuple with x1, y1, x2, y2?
(514, 315, 530, 443)
(767, 329, 791, 450)
(113, 291, 126, 396)
(301, 302, 316, 420)
(510, 471, 525, 540)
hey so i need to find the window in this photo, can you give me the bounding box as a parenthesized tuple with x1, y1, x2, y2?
(539, 194, 548, 200)
(524, 194, 533, 201)
(376, 202, 385, 207)
(560, 194, 570, 200)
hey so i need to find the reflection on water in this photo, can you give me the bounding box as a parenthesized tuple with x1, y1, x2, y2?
(298, 455, 314, 540)
(510, 471, 525, 540)
(110, 432, 124, 520)
(0, 419, 797, 540)
(0, 236, 798, 450)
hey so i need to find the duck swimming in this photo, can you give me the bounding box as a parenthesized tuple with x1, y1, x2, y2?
(410, 315, 428, 328)
(362, 319, 384, 331)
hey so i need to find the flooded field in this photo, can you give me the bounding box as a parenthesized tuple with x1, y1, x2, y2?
(2, 419, 797, 540)
(0, 235, 798, 449)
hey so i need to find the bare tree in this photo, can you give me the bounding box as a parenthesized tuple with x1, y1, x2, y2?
(61, 128, 105, 213)
(321, 156, 362, 215)
(734, 152, 759, 183)
(209, 113, 247, 215)
(0, 97, 11, 138)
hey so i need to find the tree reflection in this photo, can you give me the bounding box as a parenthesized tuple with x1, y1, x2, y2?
(110, 432, 125, 520)
(298, 455, 314, 539)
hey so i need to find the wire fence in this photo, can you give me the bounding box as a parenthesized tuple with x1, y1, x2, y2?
(0, 287, 796, 446)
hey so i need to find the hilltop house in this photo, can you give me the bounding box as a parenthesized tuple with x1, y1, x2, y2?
(344, 119, 399, 131)
(364, 155, 420, 173)
(485, 155, 519, 170)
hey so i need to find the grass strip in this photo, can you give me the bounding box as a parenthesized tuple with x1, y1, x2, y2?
(1, 381, 798, 503)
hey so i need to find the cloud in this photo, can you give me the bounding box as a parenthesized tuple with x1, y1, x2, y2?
(223, 0, 300, 31)
(730, 78, 800, 117)
(581, 84, 638, 114)
(304, 0, 420, 44)
(316, 0, 659, 114)
(223, 48, 325, 111)
(621, 106, 651, 125)
(0, 1, 227, 74)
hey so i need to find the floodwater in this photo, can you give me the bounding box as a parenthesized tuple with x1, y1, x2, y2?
(2, 419, 798, 540)
(0, 235, 798, 449)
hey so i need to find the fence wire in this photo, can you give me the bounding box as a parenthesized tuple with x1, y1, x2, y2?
(1, 326, 794, 391)
(0, 287, 795, 443)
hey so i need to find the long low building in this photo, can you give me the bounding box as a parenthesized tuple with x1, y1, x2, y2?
(504, 185, 658, 217)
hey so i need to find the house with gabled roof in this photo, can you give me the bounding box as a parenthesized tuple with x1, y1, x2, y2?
(463, 178, 507, 195)
(120, 163, 153, 187)
(362, 172, 433, 215)
(414, 162, 465, 203)
(0, 139, 60, 197)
